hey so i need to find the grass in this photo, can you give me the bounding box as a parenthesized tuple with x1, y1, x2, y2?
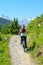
(27, 33, 43, 65)
(0, 34, 13, 65)
(27, 16, 43, 65)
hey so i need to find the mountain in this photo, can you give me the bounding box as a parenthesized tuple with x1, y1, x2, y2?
(0, 16, 12, 30)
(18, 19, 31, 26)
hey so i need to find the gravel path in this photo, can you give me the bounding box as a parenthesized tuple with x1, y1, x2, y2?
(9, 35, 36, 65)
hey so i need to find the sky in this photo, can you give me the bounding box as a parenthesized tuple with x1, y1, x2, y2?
(0, 0, 43, 20)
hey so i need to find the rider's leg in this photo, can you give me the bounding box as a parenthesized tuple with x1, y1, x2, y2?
(21, 36, 22, 44)
(25, 36, 27, 48)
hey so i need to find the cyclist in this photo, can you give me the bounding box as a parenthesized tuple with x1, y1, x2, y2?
(18, 24, 27, 48)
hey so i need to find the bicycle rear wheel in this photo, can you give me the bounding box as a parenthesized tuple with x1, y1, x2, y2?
(22, 40, 25, 52)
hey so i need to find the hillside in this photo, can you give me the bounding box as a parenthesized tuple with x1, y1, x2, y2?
(27, 14, 43, 65)
(0, 17, 11, 30)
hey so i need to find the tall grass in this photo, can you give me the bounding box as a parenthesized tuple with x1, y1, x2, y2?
(0, 34, 13, 65)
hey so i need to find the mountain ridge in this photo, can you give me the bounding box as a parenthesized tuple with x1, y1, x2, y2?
(0, 17, 11, 30)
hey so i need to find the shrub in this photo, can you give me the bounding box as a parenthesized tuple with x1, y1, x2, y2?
(0, 34, 2, 41)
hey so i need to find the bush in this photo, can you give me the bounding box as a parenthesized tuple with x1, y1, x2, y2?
(14, 29, 19, 34)
(0, 34, 2, 41)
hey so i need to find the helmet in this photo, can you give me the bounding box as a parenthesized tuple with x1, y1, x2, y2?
(22, 24, 25, 29)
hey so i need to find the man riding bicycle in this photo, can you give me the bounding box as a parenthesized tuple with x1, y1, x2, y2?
(18, 24, 27, 48)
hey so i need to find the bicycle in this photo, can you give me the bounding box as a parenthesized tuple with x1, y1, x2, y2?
(22, 36, 26, 52)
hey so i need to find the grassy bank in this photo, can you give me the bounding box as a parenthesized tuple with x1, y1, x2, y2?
(27, 15, 43, 65)
(27, 33, 43, 65)
(0, 34, 13, 65)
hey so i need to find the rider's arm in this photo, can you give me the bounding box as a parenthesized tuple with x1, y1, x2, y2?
(18, 31, 21, 35)
(18, 29, 22, 35)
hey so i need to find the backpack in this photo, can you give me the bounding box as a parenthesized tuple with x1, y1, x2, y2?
(20, 28, 26, 33)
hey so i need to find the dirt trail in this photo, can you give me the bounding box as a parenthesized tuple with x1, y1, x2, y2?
(9, 35, 36, 65)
